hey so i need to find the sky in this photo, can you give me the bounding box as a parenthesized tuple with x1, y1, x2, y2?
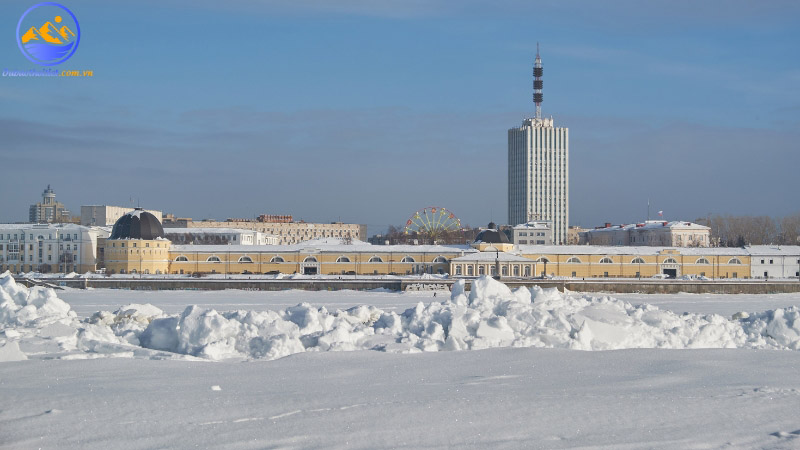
(1, 0, 798, 234)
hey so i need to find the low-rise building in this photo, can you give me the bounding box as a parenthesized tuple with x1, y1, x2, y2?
(0, 223, 109, 273)
(81, 205, 162, 226)
(163, 228, 278, 246)
(580, 221, 710, 247)
(168, 239, 462, 276)
(102, 209, 170, 275)
(747, 246, 800, 279)
(163, 217, 367, 245)
(512, 221, 552, 245)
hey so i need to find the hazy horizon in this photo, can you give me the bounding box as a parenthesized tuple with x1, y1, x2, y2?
(1, 0, 798, 235)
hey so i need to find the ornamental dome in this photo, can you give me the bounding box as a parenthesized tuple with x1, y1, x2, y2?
(110, 208, 164, 240)
(474, 223, 510, 244)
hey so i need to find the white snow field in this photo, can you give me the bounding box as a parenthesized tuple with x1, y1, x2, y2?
(3, 271, 800, 449)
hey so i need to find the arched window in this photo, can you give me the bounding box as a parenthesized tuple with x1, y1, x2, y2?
(566, 257, 582, 264)
(535, 257, 550, 263)
(400, 256, 415, 263)
(695, 258, 710, 265)
(467, 266, 474, 276)
(513, 265, 520, 276)
(501, 266, 508, 276)
(207, 255, 221, 262)
(478, 266, 485, 275)
(303, 256, 318, 263)
(336, 256, 351, 263)
(175, 255, 188, 262)
(368, 256, 383, 263)
(728, 258, 742, 265)
(631, 257, 645, 264)
(662, 258, 678, 264)
(455, 266, 462, 275)
(433, 256, 448, 264)
(524, 266, 531, 277)
(238, 256, 253, 263)
(270, 256, 284, 263)
(599, 257, 614, 264)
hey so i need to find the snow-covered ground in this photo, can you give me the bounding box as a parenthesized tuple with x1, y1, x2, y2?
(3, 272, 800, 448)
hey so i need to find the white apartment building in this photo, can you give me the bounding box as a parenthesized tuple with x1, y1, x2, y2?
(81, 205, 162, 226)
(581, 221, 710, 247)
(512, 221, 553, 245)
(0, 224, 110, 273)
(508, 117, 569, 244)
(164, 219, 366, 245)
(163, 228, 279, 246)
(748, 246, 800, 279)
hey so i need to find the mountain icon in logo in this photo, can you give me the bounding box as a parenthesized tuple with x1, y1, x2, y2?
(16, 4, 81, 66)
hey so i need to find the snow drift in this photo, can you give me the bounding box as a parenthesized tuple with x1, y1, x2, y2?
(1, 271, 800, 361)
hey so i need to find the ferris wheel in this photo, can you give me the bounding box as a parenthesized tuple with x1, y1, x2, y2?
(404, 207, 462, 238)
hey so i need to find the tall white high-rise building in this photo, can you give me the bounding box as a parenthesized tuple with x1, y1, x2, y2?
(508, 46, 569, 244)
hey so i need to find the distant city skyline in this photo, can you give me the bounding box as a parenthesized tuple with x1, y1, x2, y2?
(1, 0, 798, 233)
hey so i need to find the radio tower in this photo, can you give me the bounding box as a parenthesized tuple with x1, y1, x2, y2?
(533, 43, 543, 120)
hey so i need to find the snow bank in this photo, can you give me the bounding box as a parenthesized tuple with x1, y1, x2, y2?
(2, 271, 800, 361)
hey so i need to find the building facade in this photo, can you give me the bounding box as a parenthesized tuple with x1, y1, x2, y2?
(508, 117, 569, 244)
(0, 223, 109, 273)
(102, 209, 170, 275)
(29, 185, 71, 223)
(164, 228, 279, 246)
(748, 246, 800, 279)
(512, 221, 552, 245)
(163, 218, 367, 245)
(580, 221, 710, 247)
(81, 205, 162, 226)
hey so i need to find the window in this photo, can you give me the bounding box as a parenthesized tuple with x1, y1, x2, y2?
(433, 256, 448, 264)
(238, 256, 253, 263)
(303, 256, 318, 263)
(769, 259, 773, 264)
(761, 259, 765, 264)
(336, 256, 351, 263)
(478, 266, 485, 275)
(467, 266, 474, 276)
(368, 256, 383, 263)
(696, 258, 710, 265)
(662, 258, 677, 264)
(524, 266, 531, 277)
(635, 271, 640, 278)
(571, 271, 577, 277)
(599, 257, 613, 264)
(270, 256, 285, 263)
(519, 240, 528, 245)
(502, 266, 508, 276)
(728, 258, 742, 265)
(133, 243, 137, 248)
(566, 257, 581, 264)
(514, 266, 520, 276)
(631, 257, 645, 264)
(534, 257, 550, 263)
(603, 271, 609, 277)
(456, 266, 462, 275)
(207, 256, 221, 262)
(400, 256, 415, 263)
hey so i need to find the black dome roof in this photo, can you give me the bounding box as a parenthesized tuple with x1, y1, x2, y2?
(110, 208, 164, 240)
(474, 224, 510, 244)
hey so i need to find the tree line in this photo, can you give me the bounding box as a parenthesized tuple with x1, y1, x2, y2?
(695, 213, 800, 247)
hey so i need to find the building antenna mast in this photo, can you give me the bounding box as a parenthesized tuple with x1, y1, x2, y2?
(533, 42, 543, 120)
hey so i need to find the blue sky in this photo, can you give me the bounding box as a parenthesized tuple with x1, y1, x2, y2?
(1, 0, 798, 233)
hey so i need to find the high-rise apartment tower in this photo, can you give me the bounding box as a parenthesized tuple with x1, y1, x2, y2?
(508, 45, 569, 244)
